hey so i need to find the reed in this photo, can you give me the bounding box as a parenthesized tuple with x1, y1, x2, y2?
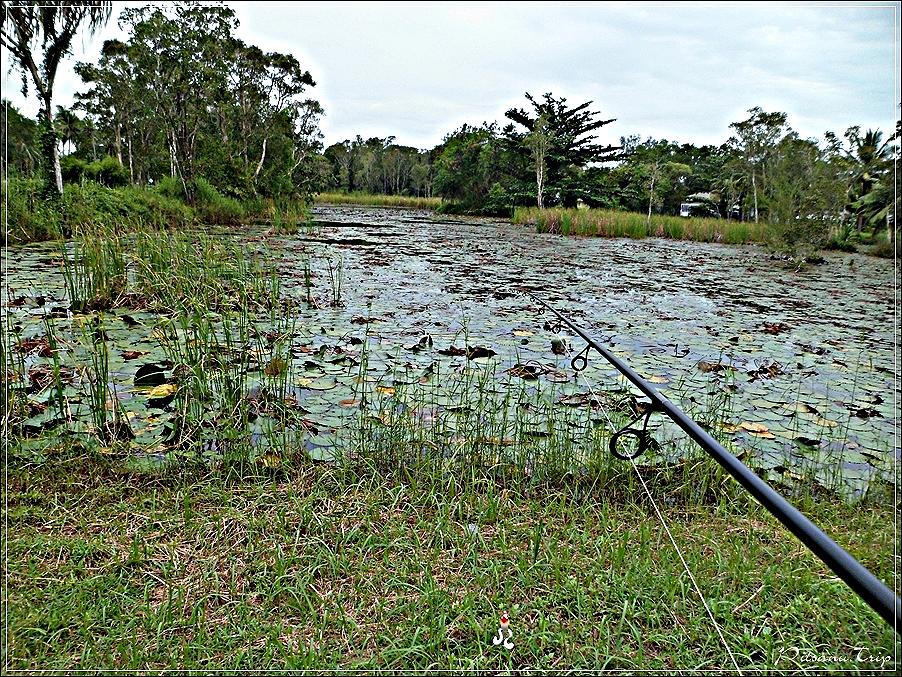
(314, 191, 441, 209)
(514, 207, 774, 244)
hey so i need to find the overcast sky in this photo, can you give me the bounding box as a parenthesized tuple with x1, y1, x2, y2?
(2, 1, 899, 150)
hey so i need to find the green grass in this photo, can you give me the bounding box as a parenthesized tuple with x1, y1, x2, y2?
(314, 191, 441, 210)
(513, 207, 774, 245)
(4, 216, 898, 671)
(4, 453, 897, 672)
(60, 224, 283, 313)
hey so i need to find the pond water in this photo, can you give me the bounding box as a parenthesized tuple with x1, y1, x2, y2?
(4, 206, 898, 494)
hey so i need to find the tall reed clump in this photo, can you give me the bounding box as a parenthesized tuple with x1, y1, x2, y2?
(156, 310, 254, 461)
(155, 309, 302, 467)
(61, 225, 127, 312)
(1, 318, 28, 438)
(347, 359, 630, 489)
(514, 207, 773, 244)
(78, 315, 132, 444)
(314, 192, 441, 210)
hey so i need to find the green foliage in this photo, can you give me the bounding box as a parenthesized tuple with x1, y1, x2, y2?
(73, 2, 323, 202)
(1, 100, 38, 175)
(503, 92, 622, 207)
(60, 155, 128, 187)
(323, 136, 435, 198)
(433, 123, 510, 212)
(192, 177, 245, 225)
(1, 177, 62, 245)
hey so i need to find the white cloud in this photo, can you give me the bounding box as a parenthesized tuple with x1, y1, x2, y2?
(2, 1, 898, 150)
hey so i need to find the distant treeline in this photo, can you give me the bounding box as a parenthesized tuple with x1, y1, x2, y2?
(1, 0, 898, 249)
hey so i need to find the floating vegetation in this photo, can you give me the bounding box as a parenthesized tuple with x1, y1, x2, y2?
(3, 206, 897, 497)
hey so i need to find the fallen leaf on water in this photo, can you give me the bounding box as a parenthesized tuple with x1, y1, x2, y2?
(647, 375, 668, 384)
(512, 329, 533, 337)
(264, 357, 288, 376)
(147, 383, 176, 398)
(739, 421, 769, 433)
(761, 322, 791, 335)
(376, 386, 396, 396)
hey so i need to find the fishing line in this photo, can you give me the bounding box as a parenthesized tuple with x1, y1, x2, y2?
(578, 370, 743, 673)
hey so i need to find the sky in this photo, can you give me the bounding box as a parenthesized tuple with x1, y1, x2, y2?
(2, 1, 899, 151)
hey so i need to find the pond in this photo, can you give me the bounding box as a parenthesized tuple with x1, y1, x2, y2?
(3, 206, 898, 495)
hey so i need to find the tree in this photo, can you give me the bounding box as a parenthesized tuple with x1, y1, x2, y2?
(1, 1, 111, 194)
(727, 107, 789, 222)
(433, 123, 506, 209)
(74, 2, 322, 201)
(644, 159, 691, 225)
(54, 105, 80, 156)
(525, 115, 550, 208)
(826, 126, 895, 233)
(505, 92, 621, 207)
(1, 100, 38, 175)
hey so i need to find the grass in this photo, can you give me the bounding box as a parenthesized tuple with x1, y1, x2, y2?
(60, 224, 283, 313)
(314, 191, 442, 210)
(4, 452, 897, 672)
(514, 207, 774, 245)
(1, 176, 310, 245)
(4, 216, 898, 671)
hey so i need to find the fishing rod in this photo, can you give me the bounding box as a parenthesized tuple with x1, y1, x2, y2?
(525, 291, 901, 634)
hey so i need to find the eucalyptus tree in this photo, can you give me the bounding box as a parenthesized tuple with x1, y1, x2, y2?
(75, 38, 155, 183)
(1, 1, 112, 194)
(727, 107, 789, 222)
(75, 2, 323, 201)
(525, 115, 550, 208)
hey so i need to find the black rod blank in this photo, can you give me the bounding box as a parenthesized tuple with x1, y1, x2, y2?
(529, 293, 900, 634)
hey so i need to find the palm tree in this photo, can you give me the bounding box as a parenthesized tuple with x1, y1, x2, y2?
(55, 106, 81, 156)
(841, 127, 893, 233)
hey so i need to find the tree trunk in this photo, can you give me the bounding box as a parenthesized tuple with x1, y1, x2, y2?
(253, 137, 268, 182)
(114, 119, 123, 166)
(43, 96, 63, 195)
(127, 132, 135, 186)
(536, 159, 544, 209)
(752, 172, 759, 223)
(647, 164, 658, 226)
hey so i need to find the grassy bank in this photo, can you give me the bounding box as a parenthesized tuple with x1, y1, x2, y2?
(2, 177, 309, 246)
(314, 191, 441, 209)
(4, 452, 896, 672)
(513, 207, 773, 244)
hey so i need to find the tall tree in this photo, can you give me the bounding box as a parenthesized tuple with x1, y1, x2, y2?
(525, 115, 551, 208)
(1, 1, 111, 194)
(727, 107, 789, 222)
(505, 92, 621, 207)
(826, 126, 895, 233)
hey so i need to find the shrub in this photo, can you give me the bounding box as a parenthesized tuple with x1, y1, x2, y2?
(2, 177, 62, 245)
(192, 177, 244, 225)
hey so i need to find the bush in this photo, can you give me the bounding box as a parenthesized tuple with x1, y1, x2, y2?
(192, 177, 244, 225)
(59, 155, 128, 187)
(2, 177, 62, 245)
